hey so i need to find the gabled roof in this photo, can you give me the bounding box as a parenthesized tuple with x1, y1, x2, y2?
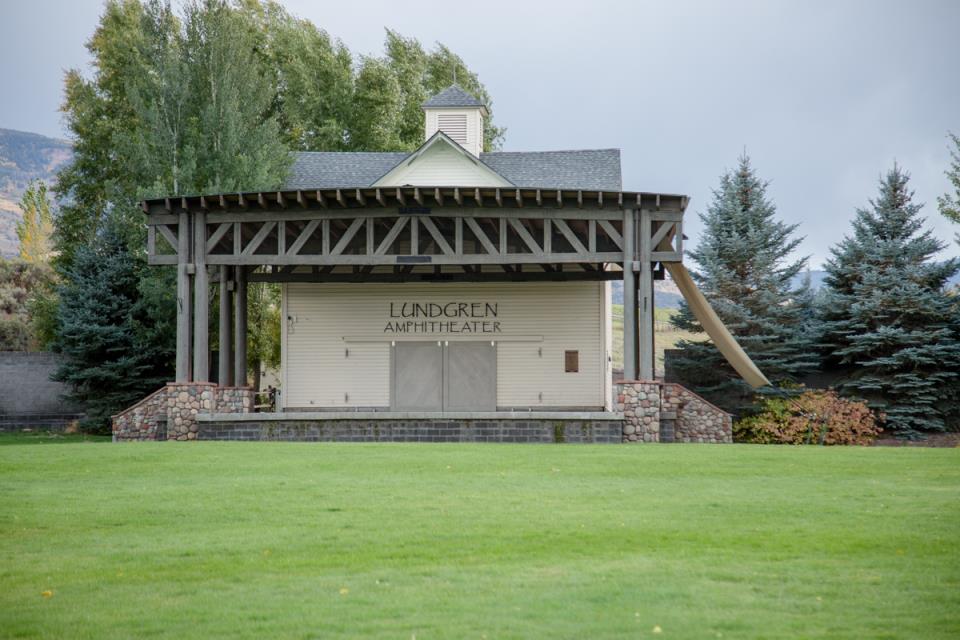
(421, 84, 486, 109)
(371, 130, 513, 187)
(284, 148, 621, 191)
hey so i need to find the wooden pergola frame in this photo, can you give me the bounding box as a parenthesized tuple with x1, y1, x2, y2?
(143, 185, 688, 392)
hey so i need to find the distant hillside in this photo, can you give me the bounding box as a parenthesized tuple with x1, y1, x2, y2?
(0, 128, 73, 258)
(610, 279, 684, 309)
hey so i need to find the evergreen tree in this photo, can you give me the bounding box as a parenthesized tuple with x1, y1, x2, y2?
(51, 227, 175, 431)
(819, 165, 960, 437)
(938, 131, 960, 246)
(671, 154, 816, 412)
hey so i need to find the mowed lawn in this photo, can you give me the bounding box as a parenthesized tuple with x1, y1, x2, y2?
(1, 437, 958, 639)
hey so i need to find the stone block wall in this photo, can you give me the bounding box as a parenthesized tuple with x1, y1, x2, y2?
(616, 381, 662, 442)
(616, 380, 732, 443)
(112, 383, 253, 441)
(112, 387, 169, 441)
(662, 383, 733, 443)
(198, 418, 623, 443)
(0, 351, 85, 430)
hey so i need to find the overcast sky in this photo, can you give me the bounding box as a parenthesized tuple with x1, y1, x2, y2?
(2, 0, 958, 268)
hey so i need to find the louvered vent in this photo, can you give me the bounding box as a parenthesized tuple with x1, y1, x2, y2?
(437, 113, 468, 145)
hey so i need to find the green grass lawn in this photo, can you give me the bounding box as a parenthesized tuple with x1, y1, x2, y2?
(1, 438, 958, 639)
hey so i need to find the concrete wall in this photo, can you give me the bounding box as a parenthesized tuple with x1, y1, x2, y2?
(0, 352, 84, 429)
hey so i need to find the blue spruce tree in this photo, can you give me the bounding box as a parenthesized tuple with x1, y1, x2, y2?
(51, 227, 174, 431)
(819, 165, 960, 437)
(671, 154, 817, 413)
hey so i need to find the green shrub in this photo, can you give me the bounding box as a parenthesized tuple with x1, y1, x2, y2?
(735, 389, 881, 445)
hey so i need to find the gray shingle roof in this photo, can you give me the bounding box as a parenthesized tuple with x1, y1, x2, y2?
(482, 149, 621, 191)
(421, 85, 486, 109)
(284, 148, 621, 191)
(284, 151, 408, 189)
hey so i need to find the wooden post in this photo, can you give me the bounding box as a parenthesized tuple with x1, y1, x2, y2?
(638, 211, 655, 380)
(176, 210, 192, 382)
(193, 210, 209, 382)
(218, 266, 232, 386)
(622, 207, 637, 381)
(234, 266, 248, 387)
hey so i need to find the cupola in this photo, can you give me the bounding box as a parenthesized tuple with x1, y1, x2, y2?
(422, 85, 488, 157)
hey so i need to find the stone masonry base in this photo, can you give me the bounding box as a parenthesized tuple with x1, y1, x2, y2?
(616, 380, 732, 443)
(198, 418, 622, 443)
(112, 383, 253, 441)
(113, 380, 729, 444)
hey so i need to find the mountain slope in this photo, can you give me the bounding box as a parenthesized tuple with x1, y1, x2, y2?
(0, 128, 73, 257)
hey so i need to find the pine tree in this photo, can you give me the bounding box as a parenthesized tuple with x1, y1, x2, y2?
(670, 154, 817, 412)
(939, 131, 960, 247)
(51, 227, 174, 431)
(819, 165, 960, 437)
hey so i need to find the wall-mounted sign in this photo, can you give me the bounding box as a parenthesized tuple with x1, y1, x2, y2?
(384, 302, 502, 334)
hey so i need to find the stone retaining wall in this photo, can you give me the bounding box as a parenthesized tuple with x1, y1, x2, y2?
(198, 418, 622, 443)
(663, 383, 732, 443)
(616, 380, 732, 443)
(112, 383, 253, 441)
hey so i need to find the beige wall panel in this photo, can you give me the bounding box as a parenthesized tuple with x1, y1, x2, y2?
(282, 281, 607, 410)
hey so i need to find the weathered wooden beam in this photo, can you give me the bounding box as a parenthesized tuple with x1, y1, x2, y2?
(597, 219, 624, 249)
(205, 223, 231, 253)
(241, 221, 276, 256)
(508, 218, 543, 255)
(248, 270, 620, 284)
(553, 219, 589, 255)
(623, 208, 637, 381)
(375, 217, 408, 255)
(193, 210, 209, 382)
(176, 210, 191, 382)
(330, 217, 364, 256)
(157, 224, 179, 253)
(465, 218, 498, 255)
(419, 216, 454, 255)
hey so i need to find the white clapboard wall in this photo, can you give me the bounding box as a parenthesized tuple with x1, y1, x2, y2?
(282, 281, 611, 410)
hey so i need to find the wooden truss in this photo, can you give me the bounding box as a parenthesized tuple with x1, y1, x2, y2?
(142, 186, 688, 384)
(146, 187, 685, 276)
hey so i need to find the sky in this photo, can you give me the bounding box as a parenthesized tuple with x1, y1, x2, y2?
(1, 0, 958, 268)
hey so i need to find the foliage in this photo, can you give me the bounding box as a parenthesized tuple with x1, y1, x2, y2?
(734, 389, 881, 445)
(938, 131, 960, 230)
(818, 165, 960, 437)
(52, 0, 502, 396)
(670, 154, 817, 413)
(50, 228, 174, 432)
(0, 258, 55, 350)
(15, 180, 54, 264)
